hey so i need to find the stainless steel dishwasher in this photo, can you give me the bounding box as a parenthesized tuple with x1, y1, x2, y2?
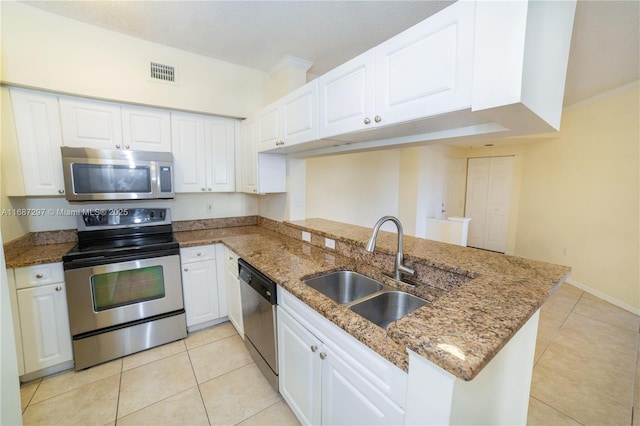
(238, 259, 278, 392)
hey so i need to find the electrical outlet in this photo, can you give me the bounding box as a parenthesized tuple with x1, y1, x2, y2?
(207, 202, 213, 213)
(325, 238, 335, 250)
(302, 231, 311, 242)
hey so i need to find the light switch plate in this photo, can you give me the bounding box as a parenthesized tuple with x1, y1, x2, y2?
(302, 231, 311, 242)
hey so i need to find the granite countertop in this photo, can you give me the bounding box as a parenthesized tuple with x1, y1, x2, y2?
(174, 220, 570, 380)
(5, 218, 570, 381)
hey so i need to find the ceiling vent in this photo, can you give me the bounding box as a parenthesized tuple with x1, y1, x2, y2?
(150, 62, 176, 83)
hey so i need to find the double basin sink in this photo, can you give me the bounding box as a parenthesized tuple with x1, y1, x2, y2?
(304, 270, 427, 329)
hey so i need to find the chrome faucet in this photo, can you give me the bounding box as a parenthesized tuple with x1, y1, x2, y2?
(366, 216, 415, 281)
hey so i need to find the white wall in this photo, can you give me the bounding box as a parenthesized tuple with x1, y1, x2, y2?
(0, 2, 269, 118)
(306, 150, 401, 230)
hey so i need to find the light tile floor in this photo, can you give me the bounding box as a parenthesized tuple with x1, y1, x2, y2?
(19, 283, 640, 425)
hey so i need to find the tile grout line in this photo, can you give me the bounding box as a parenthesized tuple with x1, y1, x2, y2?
(184, 340, 213, 426)
(529, 395, 586, 426)
(113, 361, 124, 425)
(533, 290, 585, 367)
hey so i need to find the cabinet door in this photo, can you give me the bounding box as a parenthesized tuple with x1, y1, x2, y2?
(278, 307, 322, 425)
(321, 346, 405, 426)
(122, 105, 171, 152)
(375, 0, 474, 126)
(257, 103, 281, 152)
(181, 259, 220, 327)
(239, 119, 258, 194)
(171, 112, 207, 193)
(280, 80, 319, 147)
(205, 116, 236, 192)
(59, 97, 123, 149)
(225, 263, 243, 337)
(318, 49, 376, 139)
(17, 283, 73, 373)
(9, 88, 65, 196)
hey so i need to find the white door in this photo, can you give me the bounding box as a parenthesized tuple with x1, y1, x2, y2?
(321, 345, 405, 425)
(205, 116, 235, 191)
(281, 80, 319, 147)
(17, 283, 73, 373)
(465, 157, 513, 253)
(9, 88, 65, 196)
(318, 49, 376, 138)
(181, 259, 219, 327)
(171, 112, 207, 193)
(277, 308, 322, 425)
(484, 157, 514, 252)
(257, 103, 281, 152)
(121, 105, 171, 152)
(59, 97, 123, 149)
(239, 119, 258, 194)
(374, 0, 474, 126)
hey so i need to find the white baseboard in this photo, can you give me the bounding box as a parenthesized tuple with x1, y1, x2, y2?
(565, 277, 640, 316)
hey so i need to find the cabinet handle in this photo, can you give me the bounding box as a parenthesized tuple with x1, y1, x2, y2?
(55, 286, 62, 291)
(196, 252, 201, 256)
(125, 145, 130, 149)
(364, 117, 371, 125)
(35, 273, 43, 279)
(116, 144, 121, 149)
(207, 188, 212, 192)
(228, 256, 233, 261)
(201, 188, 206, 192)
(319, 352, 327, 360)
(374, 115, 382, 123)
(183, 267, 189, 272)
(253, 189, 257, 193)
(310, 345, 318, 353)
(58, 189, 65, 194)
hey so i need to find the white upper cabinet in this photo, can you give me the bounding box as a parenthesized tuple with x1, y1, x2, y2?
(59, 97, 123, 149)
(374, 0, 474, 125)
(258, 80, 319, 152)
(172, 112, 236, 193)
(319, 1, 473, 140)
(291, 0, 574, 155)
(204, 116, 236, 192)
(239, 118, 286, 194)
(172, 112, 207, 192)
(60, 97, 172, 151)
(318, 51, 376, 139)
(121, 105, 171, 151)
(8, 88, 66, 196)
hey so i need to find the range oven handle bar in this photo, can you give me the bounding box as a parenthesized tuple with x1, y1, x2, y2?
(63, 248, 180, 270)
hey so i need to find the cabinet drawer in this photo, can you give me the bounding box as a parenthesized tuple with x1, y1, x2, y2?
(180, 245, 216, 263)
(15, 262, 64, 289)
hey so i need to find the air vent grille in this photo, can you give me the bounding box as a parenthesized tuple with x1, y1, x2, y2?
(150, 62, 175, 82)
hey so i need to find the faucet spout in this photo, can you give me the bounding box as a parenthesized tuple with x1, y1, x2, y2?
(366, 216, 415, 281)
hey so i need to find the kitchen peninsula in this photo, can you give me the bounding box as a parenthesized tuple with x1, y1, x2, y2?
(5, 216, 570, 424)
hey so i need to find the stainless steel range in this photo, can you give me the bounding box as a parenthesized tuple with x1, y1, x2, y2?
(62, 208, 186, 370)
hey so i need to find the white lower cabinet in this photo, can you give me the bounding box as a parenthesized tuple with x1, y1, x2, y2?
(180, 245, 227, 331)
(223, 247, 243, 337)
(11, 263, 73, 377)
(278, 287, 406, 426)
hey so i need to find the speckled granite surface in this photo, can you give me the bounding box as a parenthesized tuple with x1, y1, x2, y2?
(4, 217, 570, 381)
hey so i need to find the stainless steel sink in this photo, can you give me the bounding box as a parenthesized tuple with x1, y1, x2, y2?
(349, 291, 427, 329)
(304, 271, 383, 304)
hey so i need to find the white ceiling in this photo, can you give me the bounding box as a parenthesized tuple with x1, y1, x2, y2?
(24, 0, 640, 106)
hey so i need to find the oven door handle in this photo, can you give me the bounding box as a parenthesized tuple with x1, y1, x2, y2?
(63, 247, 180, 270)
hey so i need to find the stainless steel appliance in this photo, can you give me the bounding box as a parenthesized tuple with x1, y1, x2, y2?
(62, 208, 186, 370)
(61, 146, 174, 201)
(239, 259, 278, 391)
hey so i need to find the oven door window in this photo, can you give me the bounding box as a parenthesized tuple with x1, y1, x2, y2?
(71, 163, 152, 194)
(91, 266, 165, 311)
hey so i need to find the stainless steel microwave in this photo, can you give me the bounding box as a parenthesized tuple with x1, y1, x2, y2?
(61, 147, 175, 201)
